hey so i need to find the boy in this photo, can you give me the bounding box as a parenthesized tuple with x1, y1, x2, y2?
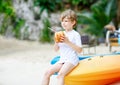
(41, 9, 82, 85)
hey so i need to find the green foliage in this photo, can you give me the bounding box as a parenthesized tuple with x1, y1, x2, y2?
(0, 25, 7, 35)
(0, 0, 15, 16)
(0, 0, 15, 35)
(77, 0, 117, 38)
(13, 18, 25, 39)
(34, 0, 62, 16)
(0, 15, 15, 35)
(39, 18, 52, 43)
(0, 16, 25, 39)
(33, 0, 97, 19)
(0, 0, 25, 39)
(72, 0, 95, 5)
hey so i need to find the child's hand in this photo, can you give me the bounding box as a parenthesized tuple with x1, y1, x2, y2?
(60, 36, 69, 43)
(59, 36, 65, 42)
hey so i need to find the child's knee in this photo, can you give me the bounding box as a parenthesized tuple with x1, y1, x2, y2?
(44, 70, 53, 78)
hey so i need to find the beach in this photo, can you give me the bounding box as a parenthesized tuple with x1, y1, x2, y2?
(0, 36, 120, 85)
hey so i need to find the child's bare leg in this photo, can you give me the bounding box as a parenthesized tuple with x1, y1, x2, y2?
(57, 62, 76, 85)
(41, 63, 63, 85)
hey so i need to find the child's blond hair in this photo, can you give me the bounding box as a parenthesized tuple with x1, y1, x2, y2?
(60, 9, 77, 28)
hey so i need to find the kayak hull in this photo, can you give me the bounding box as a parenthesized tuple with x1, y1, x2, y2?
(65, 55, 120, 85)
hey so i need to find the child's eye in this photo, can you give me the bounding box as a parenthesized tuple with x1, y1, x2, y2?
(64, 20, 68, 22)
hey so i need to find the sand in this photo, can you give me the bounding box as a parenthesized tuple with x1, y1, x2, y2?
(0, 36, 120, 85)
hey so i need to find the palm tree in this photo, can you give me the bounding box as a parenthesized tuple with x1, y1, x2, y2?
(77, 0, 117, 38)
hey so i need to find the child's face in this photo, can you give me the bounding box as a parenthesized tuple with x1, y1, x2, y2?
(61, 17, 75, 31)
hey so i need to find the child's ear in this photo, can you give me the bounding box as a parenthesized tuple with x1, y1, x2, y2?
(72, 20, 76, 27)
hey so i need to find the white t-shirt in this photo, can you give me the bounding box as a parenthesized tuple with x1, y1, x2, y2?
(57, 30, 82, 66)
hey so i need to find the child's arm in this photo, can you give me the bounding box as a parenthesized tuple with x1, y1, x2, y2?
(54, 43, 59, 52)
(66, 40, 82, 53)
